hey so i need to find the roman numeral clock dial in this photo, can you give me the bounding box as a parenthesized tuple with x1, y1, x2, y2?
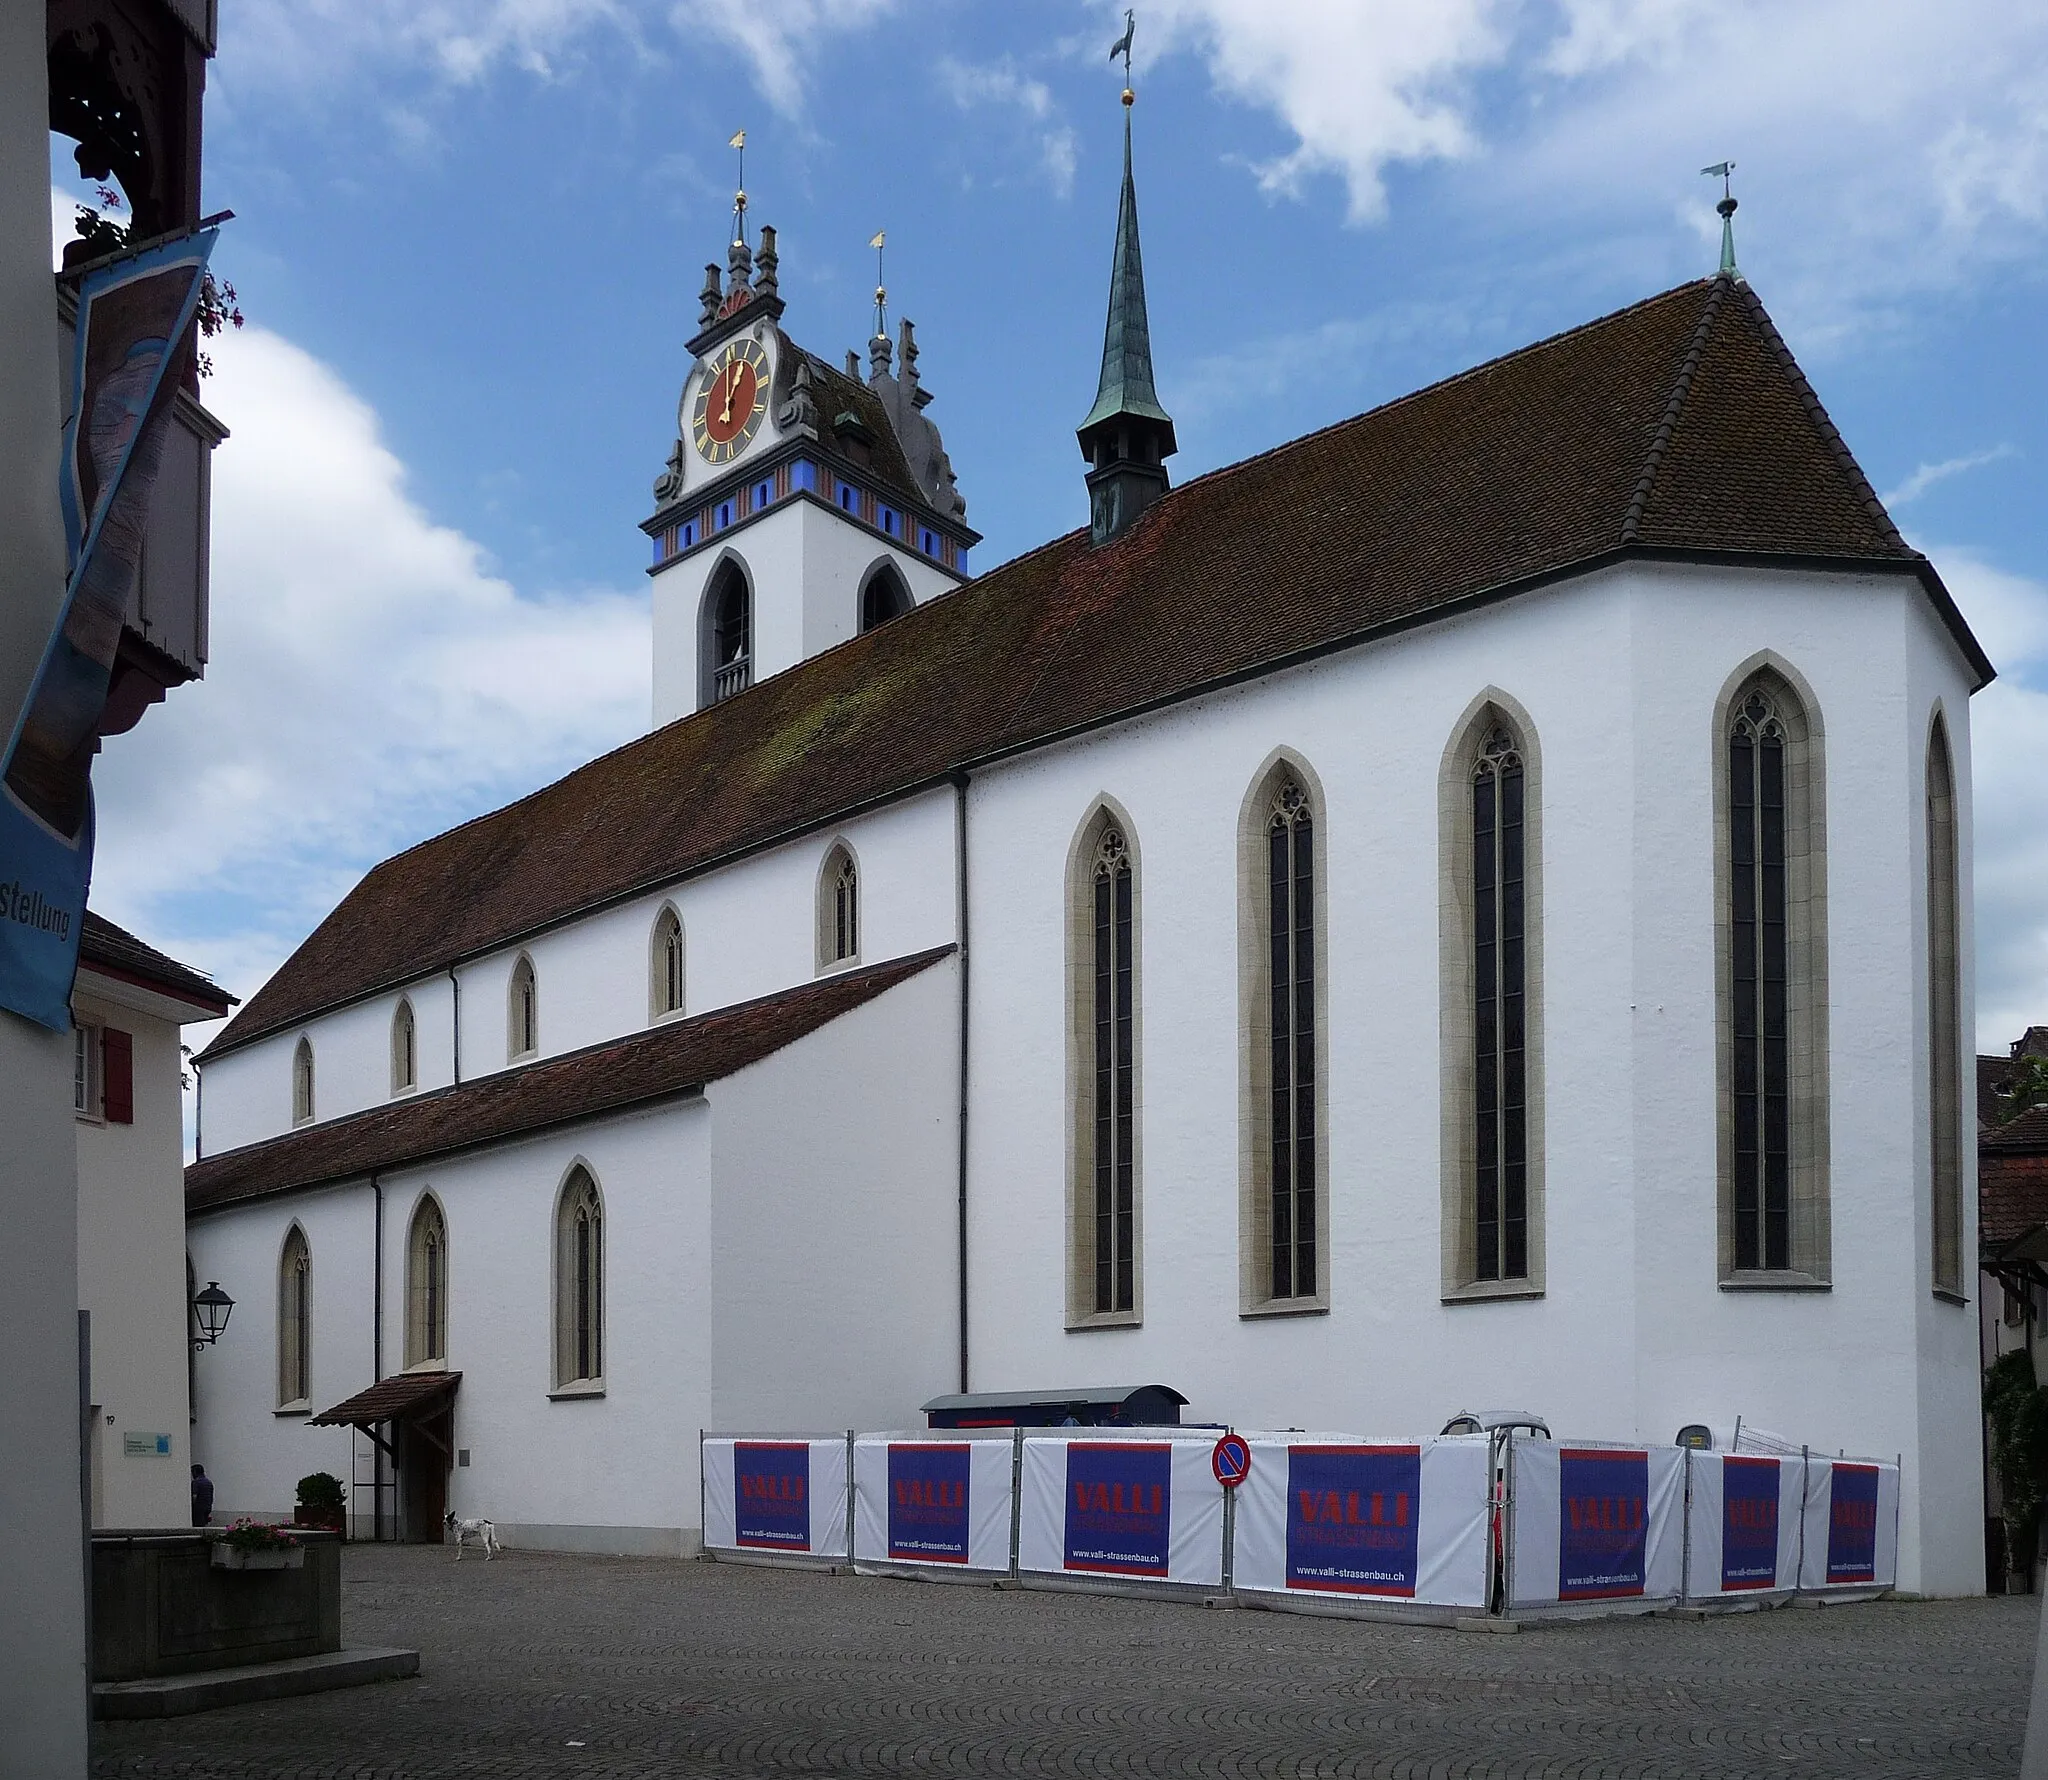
(689, 338, 770, 465)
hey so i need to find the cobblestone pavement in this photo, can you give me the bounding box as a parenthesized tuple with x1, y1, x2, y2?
(93, 1544, 2032, 1779)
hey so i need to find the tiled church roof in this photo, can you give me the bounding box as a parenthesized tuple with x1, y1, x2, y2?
(203, 275, 1989, 1059)
(186, 948, 951, 1211)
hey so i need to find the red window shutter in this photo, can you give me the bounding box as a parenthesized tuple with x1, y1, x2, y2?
(102, 1028, 134, 1124)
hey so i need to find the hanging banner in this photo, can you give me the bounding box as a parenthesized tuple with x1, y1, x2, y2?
(1680, 1451, 1802, 1601)
(1232, 1434, 1490, 1611)
(1508, 1440, 1683, 1611)
(700, 1437, 849, 1560)
(1, 227, 216, 1030)
(1798, 1458, 1899, 1592)
(1016, 1434, 1224, 1589)
(852, 1435, 1014, 1574)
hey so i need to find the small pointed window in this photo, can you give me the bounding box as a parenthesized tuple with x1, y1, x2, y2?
(292, 1037, 315, 1126)
(391, 999, 417, 1095)
(650, 907, 685, 1020)
(405, 1196, 448, 1368)
(508, 955, 538, 1061)
(278, 1225, 311, 1408)
(859, 564, 912, 633)
(1471, 720, 1528, 1284)
(818, 843, 860, 970)
(554, 1168, 605, 1389)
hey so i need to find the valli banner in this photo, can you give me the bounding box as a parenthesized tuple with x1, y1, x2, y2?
(1063, 1442, 1172, 1578)
(1284, 1444, 1422, 1598)
(0, 227, 215, 1031)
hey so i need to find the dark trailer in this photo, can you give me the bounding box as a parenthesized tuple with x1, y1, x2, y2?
(921, 1384, 1188, 1430)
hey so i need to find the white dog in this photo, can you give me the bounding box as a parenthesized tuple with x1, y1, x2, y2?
(444, 1512, 501, 1560)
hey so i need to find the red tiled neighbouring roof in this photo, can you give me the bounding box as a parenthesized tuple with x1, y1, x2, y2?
(187, 947, 951, 1212)
(309, 1370, 460, 1427)
(1984, 1106, 2048, 1158)
(204, 277, 1989, 1060)
(80, 911, 234, 1016)
(1982, 1155, 2048, 1252)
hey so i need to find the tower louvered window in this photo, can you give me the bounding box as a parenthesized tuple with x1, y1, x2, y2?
(1473, 722, 1528, 1282)
(1267, 776, 1317, 1301)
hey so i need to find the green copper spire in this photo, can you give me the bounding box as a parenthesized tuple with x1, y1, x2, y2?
(1079, 79, 1176, 546)
(1078, 107, 1177, 447)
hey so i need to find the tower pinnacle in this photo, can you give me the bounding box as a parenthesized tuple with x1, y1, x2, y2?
(1701, 160, 1739, 280)
(1078, 24, 1176, 548)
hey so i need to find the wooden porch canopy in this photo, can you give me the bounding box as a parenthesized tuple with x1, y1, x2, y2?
(309, 1370, 460, 1427)
(309, 1371, 461, 1461)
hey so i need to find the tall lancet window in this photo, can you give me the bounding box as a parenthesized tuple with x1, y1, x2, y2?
(818, 843, 859, 970)
(292, 1037, 315, 1126)
(1927, 714, 1963, 1297)
(405, 1196, 448, 1368)
(1717, 664, 1829, 1282)
(508, 955, 538, 1061)
(277, 1225, 311, 1408)
(650, 906, 685, 1020)
(391, 998, 417, 1095)
(1239, 758, 1326, 1312)
(1439, 696, 1545, 1299)
(553, 1167, 605, 1389)
(1066, 807, 1141, 1324)
(1472, 722, 1528, 1282)
(704, 563, 752, 705)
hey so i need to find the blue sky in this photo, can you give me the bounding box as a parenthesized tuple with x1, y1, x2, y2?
(56, 0, 2048, 1053)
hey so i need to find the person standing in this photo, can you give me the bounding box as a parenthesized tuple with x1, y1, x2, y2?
(190, 1464, 214, 1527)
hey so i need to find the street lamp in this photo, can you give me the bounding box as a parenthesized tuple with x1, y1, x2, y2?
(190, 1280, 234, 1347)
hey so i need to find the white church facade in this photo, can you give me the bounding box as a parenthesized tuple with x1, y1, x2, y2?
(184, 125, 1991, 1594)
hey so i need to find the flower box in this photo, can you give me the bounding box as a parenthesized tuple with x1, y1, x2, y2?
(210, 1543, 304, 1571)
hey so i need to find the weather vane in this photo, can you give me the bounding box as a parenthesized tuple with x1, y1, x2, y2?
(730, 128, 748, 247)
(1110, 9, 1136, 104)
(870, 230, 888, 340)
(1700, 159, 1738, 277)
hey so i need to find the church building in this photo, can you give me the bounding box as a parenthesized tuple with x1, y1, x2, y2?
(183, 101, 1989, 1594)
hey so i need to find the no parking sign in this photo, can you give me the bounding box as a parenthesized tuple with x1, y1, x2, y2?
(1212, 1433, 1251, 1489)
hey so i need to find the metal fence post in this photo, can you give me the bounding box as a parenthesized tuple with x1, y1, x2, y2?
(1007, 1426, 1024, 1583)
(697, 1429, 707, 1559)
(845, 1430, 856, 1567)
(1796, 1443, 1810, 1596)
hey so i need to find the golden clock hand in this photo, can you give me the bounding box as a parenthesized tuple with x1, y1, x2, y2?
(719, 367, 736, 427)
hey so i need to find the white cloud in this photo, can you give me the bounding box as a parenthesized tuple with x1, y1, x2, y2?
(87, 325, 648, 1036)
(1131, 0, 1506, 221)
(1882, 446, 2018, 511)
(1119, 0, 2048, 334)
(223, 0, 894, 113)
(940, 57, 1079, 198)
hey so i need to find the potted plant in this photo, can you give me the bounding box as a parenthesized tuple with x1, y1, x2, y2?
(209, 1518, 305, 1571)
(293, 1471, 348, 1535)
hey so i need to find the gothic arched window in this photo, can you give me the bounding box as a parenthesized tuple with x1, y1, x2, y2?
(391, 998, 417, 1095)
(554, 1167, 605, 1389)
(1240, 757, 1327, 1312)
(292, 1037, 315, 1126)
(277, 1225, 311, 1408)
(507, 955, 538, 1061)
(1067, 805, 1141, 1323)
(1718, 665, 1830, 1280)
(818, 843, 859, 970)
(1927, 712, 1962, 1297)
(650, 906, 685, 1020)
(405, 1195, 448, 1368)
(859, 564, 912, 633)
(703, 562, 752, 705)
(1439, 696, 1546, 1300)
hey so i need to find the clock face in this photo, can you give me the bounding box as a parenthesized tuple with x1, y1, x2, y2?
(690, 337, 770, 465)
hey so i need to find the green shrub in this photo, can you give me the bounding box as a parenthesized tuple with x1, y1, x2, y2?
(295, 1471, 346, 1512)
(1985, 1350, 2048, 1579)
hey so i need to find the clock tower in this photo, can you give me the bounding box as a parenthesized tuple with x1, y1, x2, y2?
(643, 206, 978, 728)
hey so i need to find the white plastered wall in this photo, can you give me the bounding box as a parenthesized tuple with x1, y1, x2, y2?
(960, 559, 1981, 1595)
(651, 500, 957, 727)
(708, 955, 960, 1431)
(74, 987, 195, 1528)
